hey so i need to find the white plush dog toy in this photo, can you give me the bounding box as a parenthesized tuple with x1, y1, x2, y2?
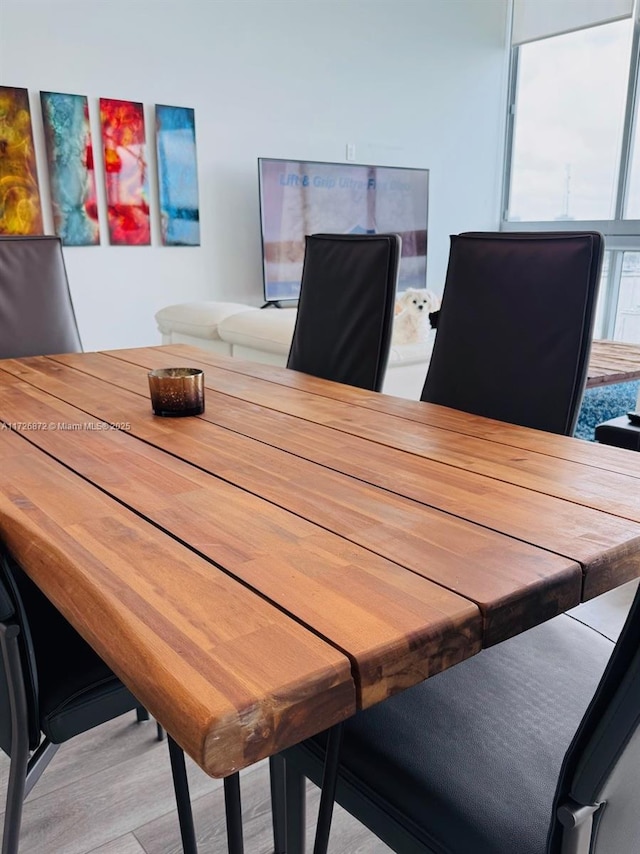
(392, 288, 441, 345)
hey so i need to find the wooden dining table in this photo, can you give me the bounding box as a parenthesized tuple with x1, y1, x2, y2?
(587, 338, 640, 387)
(1, 344, 640, 786)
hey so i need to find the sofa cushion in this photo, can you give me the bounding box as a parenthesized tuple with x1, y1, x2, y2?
(218, 308, 298, 356)
(155, 301, 253, 341)
(388, 338, 435, 367)
(154, 301, 434, 375)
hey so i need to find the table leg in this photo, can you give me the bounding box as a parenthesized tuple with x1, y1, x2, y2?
(270, 755, 287, 853)
(167, 735, 198, 854)
(285, 761, 306, 854)
(224, 772, 244, 854)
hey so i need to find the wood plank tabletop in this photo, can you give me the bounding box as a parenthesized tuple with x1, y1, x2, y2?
(2, 345, 640, 778)
(60, 346, 640, 602)
(144, 343, 640, 477)
(0, 357, 584, 644)
(587, 339, 640, 388)
(0, 426, 354, 776)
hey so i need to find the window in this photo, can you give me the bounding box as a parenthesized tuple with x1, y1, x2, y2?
(593, 251, 610, 340)
(502, 12, 640, 344)
(624, 112, 640, 218)
(508, 21, 632, 222)
(615, 252, 640, 339)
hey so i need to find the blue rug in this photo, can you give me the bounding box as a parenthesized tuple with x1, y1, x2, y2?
(574, 380, 640, 441)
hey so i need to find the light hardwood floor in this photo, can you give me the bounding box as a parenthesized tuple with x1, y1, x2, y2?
(0, 716, 390, 853)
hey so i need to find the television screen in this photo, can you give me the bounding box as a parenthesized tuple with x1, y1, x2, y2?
(258, 158, 429, 304)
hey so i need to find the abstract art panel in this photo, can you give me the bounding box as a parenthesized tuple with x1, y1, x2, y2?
(0, 86, 43, 235)
(155, 105, 200, 246)
(99, 97, 150, 245)
(40, 92, 100, 246)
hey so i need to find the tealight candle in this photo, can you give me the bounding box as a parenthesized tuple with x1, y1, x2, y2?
(147, 367, 205, 417)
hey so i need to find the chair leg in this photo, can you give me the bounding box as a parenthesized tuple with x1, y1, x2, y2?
(136, 705, 164, 741)
(0, 626, 30, 854)
(312, 724, 343, 854)
(2, 745, 28, 854)
(167, 735, 198, 854)
(224, 772, 244, 854)
(270, 755, 287, 854)
(25, 739, 59, 798)
(285, 760, 306, 854)
(2, 740, 60, 854)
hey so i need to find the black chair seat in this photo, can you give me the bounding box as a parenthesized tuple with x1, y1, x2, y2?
(39, 663, 136, 745)
(285, 615, 614, 854)
(10, 563, 137, 746)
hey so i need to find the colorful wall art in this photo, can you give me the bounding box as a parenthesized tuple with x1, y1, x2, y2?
(0, 86, 43, 235)
(155, 105, 200, 246)
(99, 97, 150, 245)
(40, 92, 100, 246)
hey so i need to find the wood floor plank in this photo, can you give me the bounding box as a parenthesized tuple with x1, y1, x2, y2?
(134, 760, 390, 854)
(0, 716, 220, 854)
(0, 713, 164, 801)
(90, 835, 147, 854)
(0, 713, 387, 854)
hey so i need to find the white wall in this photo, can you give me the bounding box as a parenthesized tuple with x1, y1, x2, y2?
(0, 0, 510, 351)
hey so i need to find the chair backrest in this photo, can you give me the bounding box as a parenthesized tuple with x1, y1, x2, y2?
(421, 231, 604, 435)
(549, 584, 640, 853)
(286, 233, 401, 391)
(0, 235, 82, 359)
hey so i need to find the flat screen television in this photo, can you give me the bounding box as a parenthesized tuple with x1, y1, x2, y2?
(258, 158, 429, 304)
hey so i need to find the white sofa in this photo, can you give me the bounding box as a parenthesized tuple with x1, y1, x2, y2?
(155, 301, 434, 400)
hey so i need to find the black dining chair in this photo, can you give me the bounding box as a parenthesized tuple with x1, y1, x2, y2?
(280, 585, 640, 853)
(420, 230, 624, 638)
(421, 231, 604, 436)
(0, 235, 83, 359)
(287, 232, 401, 391)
